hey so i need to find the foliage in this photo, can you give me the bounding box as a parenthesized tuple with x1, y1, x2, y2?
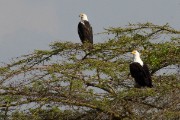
(0, 23, 179, 120)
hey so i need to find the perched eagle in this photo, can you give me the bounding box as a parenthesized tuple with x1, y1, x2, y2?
(129, 50, 153, 88)
(78, 13, 93, 46)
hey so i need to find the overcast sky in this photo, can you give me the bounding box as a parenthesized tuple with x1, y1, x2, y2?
(0, 0, 180, 62)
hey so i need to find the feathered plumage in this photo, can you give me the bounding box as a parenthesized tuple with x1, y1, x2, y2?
(129, 50, 153, 88)
(78, 13, 93, 45)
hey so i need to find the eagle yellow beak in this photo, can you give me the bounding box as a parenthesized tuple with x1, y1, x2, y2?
(131, 50, 136, 54)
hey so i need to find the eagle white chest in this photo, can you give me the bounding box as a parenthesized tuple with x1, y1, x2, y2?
(80, 21, 85, 25)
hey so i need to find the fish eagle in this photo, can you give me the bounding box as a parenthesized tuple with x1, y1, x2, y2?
(129, 50, 153, 88)
(78, 13, 93, 46)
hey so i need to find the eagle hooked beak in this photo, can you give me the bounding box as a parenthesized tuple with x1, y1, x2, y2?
(131, 50, 136, 55)
(79, 13, 83, 17)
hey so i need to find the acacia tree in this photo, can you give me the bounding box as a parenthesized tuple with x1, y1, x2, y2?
(0, 23, 179, 120)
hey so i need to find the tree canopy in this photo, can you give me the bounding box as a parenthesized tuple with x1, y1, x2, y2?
(0, 23, 179, 120)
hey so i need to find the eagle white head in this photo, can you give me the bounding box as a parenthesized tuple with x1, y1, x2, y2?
(131, 50, 143, 66)
(79, 13, 88, 21)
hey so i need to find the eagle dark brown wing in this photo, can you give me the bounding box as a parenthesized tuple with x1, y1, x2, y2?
(78, 20, 93, 44)
(130, 62, 153, 87)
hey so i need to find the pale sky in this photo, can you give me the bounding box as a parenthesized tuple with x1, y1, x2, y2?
(0, 0, 180, 62)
